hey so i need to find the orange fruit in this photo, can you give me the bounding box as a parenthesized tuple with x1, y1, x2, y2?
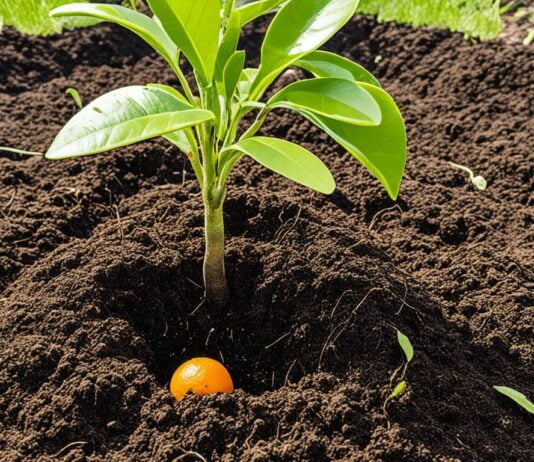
(170, 357, 234, 401)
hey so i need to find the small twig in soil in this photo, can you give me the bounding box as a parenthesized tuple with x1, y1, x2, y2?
(318, 287, 381, 370)
(189, 298, 205, 316)
(369, 204, 403, 231)
(185, 277, 203, 289)
(264, 331, 291, 350)
(274, 206, 302, 243)
(205, 327, 215, 346)
(386, 286, 422, 321)
(182, 163, 187, 187)
(3, 188, 17, 216)
(53, 441, 88, 458)
(395, 282, 409, 315)
(112, 204, 124, 242)
(243, 426, 257, 449)
(163, 319, 169, 337)
(159, 205, 172, 222)
(275, 422, 282, 440)
(0, 146, 44, 157)
(330, 289, 353, 318)
(173, 448, 208, 462)
(284, 359, 297, 386)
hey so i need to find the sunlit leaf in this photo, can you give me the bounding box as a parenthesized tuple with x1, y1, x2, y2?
(147, 0, 222, 83)
(146, 83, 189, 103)
(251, 0, 359, 98)
(46, 86, 214, 159)
(268, 78, 381, 126)
(50, 4, 178, 68)
(396, 329, 414, 363)
(231, 136, 335, 194)
(238, 68, 259, 101)
(224, 51, 246, 103)
(235, 0, 286, 26)
(493, 386, 534, 414)
(300, 82, 406, 199)
(215, 10, 242, 83)
(295, 50, 381, 87)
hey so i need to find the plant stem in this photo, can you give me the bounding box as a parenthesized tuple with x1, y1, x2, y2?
(240, 107, 268, 141)
(203, 200, 228, 308)
(169, 56, 196, 105)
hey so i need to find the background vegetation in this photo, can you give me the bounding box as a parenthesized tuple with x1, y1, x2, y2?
(358, 0, 502, 40)
(0, 0, 504, 39)
(0, 0, 95, 35)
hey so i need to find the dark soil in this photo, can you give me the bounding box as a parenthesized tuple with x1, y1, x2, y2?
(1, 14, 533, 462)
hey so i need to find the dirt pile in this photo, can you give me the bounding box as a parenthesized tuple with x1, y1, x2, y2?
(0, 16, 532, 462)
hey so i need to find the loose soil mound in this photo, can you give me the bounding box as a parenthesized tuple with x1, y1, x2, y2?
(1, 16, 533, 462)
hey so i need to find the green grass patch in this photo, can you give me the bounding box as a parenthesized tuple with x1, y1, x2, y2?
(0, 0, 95, 35)
(1, 1, 504, 40)
(357, 0, 503, 40)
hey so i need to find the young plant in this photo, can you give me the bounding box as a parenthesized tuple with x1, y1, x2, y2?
(493, 386, 534, 414)
(383, 328, 414, 414)
(449, 161, 487, 190)
(65, 87, 83, 109)
(45, 0, 406, 308)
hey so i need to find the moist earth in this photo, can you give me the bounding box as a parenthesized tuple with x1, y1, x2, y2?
(0, 14, 533, 462)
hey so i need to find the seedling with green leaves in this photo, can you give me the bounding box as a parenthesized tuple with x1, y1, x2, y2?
(65, 87, 83, 109)
(493, 386, 534, 414)
(383, 328, 414, 416)
(44, 0, 406, 308)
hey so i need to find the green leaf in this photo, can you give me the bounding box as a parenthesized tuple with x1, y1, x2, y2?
(147, 0, 222, 83)
(237, 68, 259, 101)
(50, 4, 178, 69)
(46, 86, 214, 159)
(231, 136, 335, 194)
(163, 130, 193, 155)
(268, 78, 381, 126)
(389, 380, 407, 399)
(396, 329, 414, 363)
(146, 83, 189, 103)
(215, 10, 242, 83)
(300, 82, 406, 200)
(146, 84, 195, 154)
(224, 51, 246, 103)
(295, 50, 381, 87)
(493, 386, 534, 414)
(65, 87, 83, 109)
(236, 0, 286, 26)
(251, 0, 359, 98)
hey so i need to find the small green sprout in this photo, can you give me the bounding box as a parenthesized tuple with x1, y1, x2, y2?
(389, 380, 407, 399)
(390, 328, 413, 396)
(396, 329, 413, 368)
(449, 161, 487, 190)
(383, 328, 414, 416)
(65, 87, 83, 109)
(493, 386, 534, 414)
(0, 146, 44, 157)
(22, 0, 407, 308)
(523, 28, 534, 46)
